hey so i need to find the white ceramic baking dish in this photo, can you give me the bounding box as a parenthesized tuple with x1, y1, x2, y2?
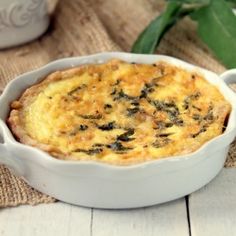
(0, 52, 236, 209)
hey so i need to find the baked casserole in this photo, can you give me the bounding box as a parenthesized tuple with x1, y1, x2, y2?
(7, 59, 231, 165)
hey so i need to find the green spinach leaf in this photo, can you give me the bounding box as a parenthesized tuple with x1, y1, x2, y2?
(131, 2, 182, 53)
(191, 0, 236, 68)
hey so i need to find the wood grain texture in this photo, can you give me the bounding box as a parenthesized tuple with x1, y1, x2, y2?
(0, 199, 190, 236)
(189, 169, 236, 236)
(0, 203, 91, 236)
(92, 199, 189, 236)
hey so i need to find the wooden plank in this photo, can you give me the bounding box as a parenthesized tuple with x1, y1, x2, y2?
(189, 169, 236, 236)
(0, 202, 91, 236)
(92, 198, 189, 236)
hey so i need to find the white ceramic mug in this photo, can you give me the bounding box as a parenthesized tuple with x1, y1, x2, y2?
(0, 0, 49, 49)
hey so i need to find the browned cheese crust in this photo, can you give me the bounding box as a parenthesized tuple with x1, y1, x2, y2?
(7, 59, 231, 165)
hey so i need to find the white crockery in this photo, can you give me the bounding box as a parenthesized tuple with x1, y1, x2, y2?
(0, 0, 49, 49)
(0, 52, 236, 209)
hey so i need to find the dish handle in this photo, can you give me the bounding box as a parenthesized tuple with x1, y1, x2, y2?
(220, 69, 236, 92)
(0, 126, 24, 176)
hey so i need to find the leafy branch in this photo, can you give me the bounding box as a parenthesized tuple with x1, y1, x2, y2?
(131, 0, 236, 68)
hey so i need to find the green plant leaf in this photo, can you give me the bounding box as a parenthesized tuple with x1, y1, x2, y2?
(191, 0, 236, 68)
(226, 0, 236, 4)
(131, 2, 182, 54)
(226, 0, 236, 8)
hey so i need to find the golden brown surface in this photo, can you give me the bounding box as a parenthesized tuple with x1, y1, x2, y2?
(8, 60, 231, 165)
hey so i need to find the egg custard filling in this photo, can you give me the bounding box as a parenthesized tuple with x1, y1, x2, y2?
(8, 59, 231, 165)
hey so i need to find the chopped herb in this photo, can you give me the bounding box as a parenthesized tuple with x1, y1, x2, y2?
(106, 141, 133, 152)
(191, 92, 201, 99)
(156, 101, 181, 124)
(151, 100, 183, 126)
(203, 105, 214, 122)
(139, 81, 158, 99)
(156, 133, 173, 137)
(145, 96, 152, 104)
(139, 89, 147, 99)
(98, 121, 116, 131)
(131, 101, 139, 106)
(140, 87, 154, 98)
(68, 86, 81, 96)
(127, 107, 140, 116)
(79, 125, 88, 131)
(204, 111, 214, 122)
(79, 114, 102, 119)
(74, 148, 103, 155)
(104, 104, 112, 109)
(192, 105, 202, 111)
(183, 92, 201, 110)
(165, 123, 174, 128)
(152, 138, 171, 148)
(191, 125, 207, 138)
(183, 101, 189, 110)
(192, 105, 214, 130)
(152, 100, 178, 112)
(192, 105, 214, 124)
(113, 89, 136, 101)
(110, 88, 117, 95)
(172, 118, 184, 126)
(68, 84, 87, 96)
(151, 100, 164, 110)
(167, 108, 180, 117)
(92, 143, 104, 147)
(104, 103, 113, 114)
(208, 104, 213, 111)
(192, 114, 202, 121)
(165, 101, 178, 109)
(75, 124, 87, 131)
(117, 129, 135, 142)
(155, 121, 173, 130)
(69, 125, 88, 135)
(113, 79, 121, 86)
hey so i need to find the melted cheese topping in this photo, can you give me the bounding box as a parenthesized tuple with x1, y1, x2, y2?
(8, 59, 231, 165)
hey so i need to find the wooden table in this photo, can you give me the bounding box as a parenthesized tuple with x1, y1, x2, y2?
(1, 168, 236, 236)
